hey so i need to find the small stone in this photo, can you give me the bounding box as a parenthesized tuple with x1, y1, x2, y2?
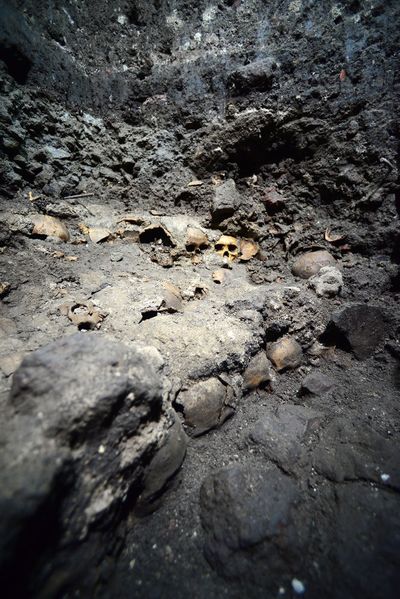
(300, 371, 334, 396)
(381, 473, 390, 483)
(267, 336, 303, 371)
(308, 266, 343, 297)
(292, 250, 336, 279)
(211, 179, 240, 223)
(292, 578, 306, 594)
(262, 187, 286, 213)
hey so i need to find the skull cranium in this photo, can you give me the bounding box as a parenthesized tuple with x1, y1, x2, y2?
(215, 235, 239, 261)
(185, 227, 209, 253)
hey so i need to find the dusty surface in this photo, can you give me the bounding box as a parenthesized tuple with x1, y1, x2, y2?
(1, 1, 400, 598)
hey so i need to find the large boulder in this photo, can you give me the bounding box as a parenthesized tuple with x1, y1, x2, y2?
(200, 464, 305, 590)
(322, 303, 387, 359)
(0, 333, 187, 597)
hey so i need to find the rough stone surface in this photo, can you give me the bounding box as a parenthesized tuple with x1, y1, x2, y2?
(308, 266, 343, 297)
(0, 333, 187, 596)
(323, 303, 388, 359)
(312, 418, 399, 489)
(211, 179, 241, 223)
(300, 371, 334, 396)
(200, 465, 302, 586)
(248, 405, 322, 473)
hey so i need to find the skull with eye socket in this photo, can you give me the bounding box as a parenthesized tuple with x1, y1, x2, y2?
(215, 235, 240, 261)
(185, 227, 209, 254)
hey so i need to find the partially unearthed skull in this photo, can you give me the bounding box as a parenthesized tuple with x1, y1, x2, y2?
(215, 235, 239, 261)
(185, 227, 209, 253)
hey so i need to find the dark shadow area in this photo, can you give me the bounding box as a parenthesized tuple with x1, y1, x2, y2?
(0, 43, 32, 84)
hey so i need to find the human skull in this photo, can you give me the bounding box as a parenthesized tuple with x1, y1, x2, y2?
(185, 227, 209, 253)
(215, 235, 239, 261)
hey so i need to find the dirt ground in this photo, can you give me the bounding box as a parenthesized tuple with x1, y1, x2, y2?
(1, 1, 400, 598)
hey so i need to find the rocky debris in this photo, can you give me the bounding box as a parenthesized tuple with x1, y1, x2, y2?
(322, 304, 387, 359)
(200, 464, 303, 587)
(0, 333, 186, 596)
(228, 58, 277, 94)
(211, 180, 240, 224)
(308, 266, 343, 297)
(267, 336, 303, 371)
(292, 251, 336, 279)
(175, 377, 235, 436)
(32, 215, 70, 241)
(243, 351, 274, 390)
(248, 405, 322, 473)
(261, 187, 286, 214)
(300, 371, 334, 396)
(312, 418, 399, 489)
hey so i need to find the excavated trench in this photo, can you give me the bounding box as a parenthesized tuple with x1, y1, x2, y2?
(0, 1, 400, 598)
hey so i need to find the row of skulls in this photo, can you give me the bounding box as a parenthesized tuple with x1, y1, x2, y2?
(137, 222, 258, 262)
(186, 227, 243, 261)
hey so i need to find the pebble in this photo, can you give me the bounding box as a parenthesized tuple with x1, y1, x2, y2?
(111, 252, 123, 262)
(381, 473, 390, 482)
(292, 578, 306, 594)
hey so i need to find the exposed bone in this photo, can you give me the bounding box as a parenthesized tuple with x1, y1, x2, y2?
(62, 301, 107, 330)
(240, 239, 259, 261)
(324, 228, 345, 243)
(185, 227, 209, 252)
(32, 215, 70, 242)
(139, 224, 176, 247)
(215, 235, 239, 261)
(267, 336, 303, 371)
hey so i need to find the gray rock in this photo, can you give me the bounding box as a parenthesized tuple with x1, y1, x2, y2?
(243, 351, 274, 390)
(312, 418, 399, 489)
(176, 377, 235, 436)
(0, 333, 187, 593)
(308, 266, 343, 297)
(248, 405, 322, 472)
(229, 58, 277, 93)
(211, 179, 240, 223)
(300, 371, 334, 395)
(200, 464, 302, 584)
(322, 303, 387, 359)
(44, 145, 72, 160)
